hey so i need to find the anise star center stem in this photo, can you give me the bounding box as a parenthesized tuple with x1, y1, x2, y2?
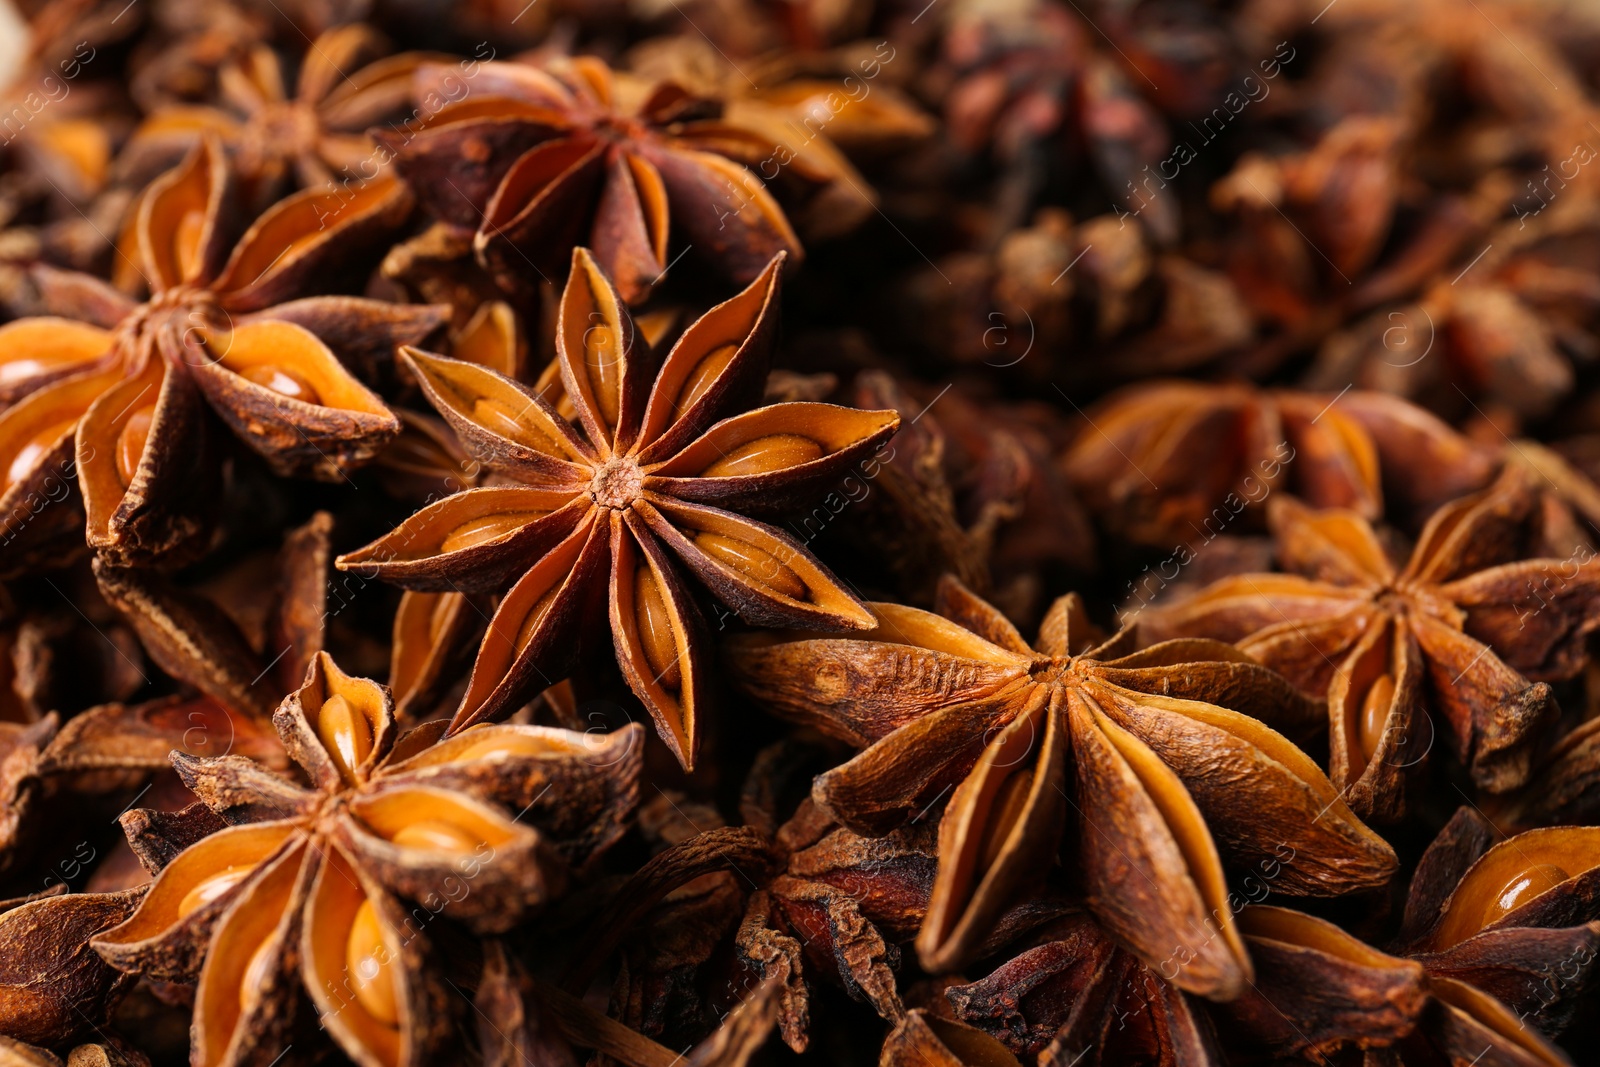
(589, 455, 645, 509)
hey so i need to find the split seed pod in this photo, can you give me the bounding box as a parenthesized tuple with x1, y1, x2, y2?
(339, 248, 897, 770)
(728, 575, 1394, 989)
(91, 653, 643, 1067)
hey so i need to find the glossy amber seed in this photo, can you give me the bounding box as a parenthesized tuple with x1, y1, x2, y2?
(5, 418, 75, 488)
(584, 323, 620, 427)
(177, 865, 251, 919)
(702, 434, 824, 479)
(240, 364, 322, 404)
(238, 936, 277, 1012)
(1358, 673, 1394, 759)
(472, 397, 562, 455)
(694, 532, 807, 601)
(634, 566, 681, 690)
(116, 406, 156, 487)
(347, 900, 399, 1026)
(1480, 864, 1569, 929)
(317, 693, 373, 782)
(390, 819, 480, 853)
(672, 342, 738, 420)
(174, 209, 206, 280)
(439, 512, 540, 554)
(512, 587, 562, 653)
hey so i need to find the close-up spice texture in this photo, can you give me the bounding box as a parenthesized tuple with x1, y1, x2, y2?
(5, 0, 1600, 1064)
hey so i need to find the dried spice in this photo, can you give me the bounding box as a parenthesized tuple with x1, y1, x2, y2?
(728, 574, 1394, 981)
(384, 55, 805, 304)
(91, 652, 643, 1066)
(0, 138, 443, 571)
(1144, 468, 1600, 819)
(12, 2, 1600, 1064)
(946, 910, 1228, 1065)
(1063, 382, 1495, 549)
(121, 24, 438, 204)
(339, 248, 897, 769)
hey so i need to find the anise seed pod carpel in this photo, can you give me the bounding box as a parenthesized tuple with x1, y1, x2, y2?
(946, 910, 1225, 1066)
(121, 24, 448, 204)
(1142, 467, 1600, 820)
(337, 247, 898, 770)
(0, 885, 146, 1048)
(90, 652, 643, 1067)
(1395, 807, 1600, 1047)
(727, 574, 1394, 987)
(1062, 381, 1493, 550)
(382, 55, 804, 304)
(0, 137, 444, 571)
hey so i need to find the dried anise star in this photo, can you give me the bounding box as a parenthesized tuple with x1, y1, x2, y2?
(728, 574, 1395, 985)
(1390, 808, 1600, 1058)
(1063, 382, 1494, 549)
(337, 249, 898, 769)
(90, 652, 643, 1067)
(946, 910, 1230, 1065)
(0, 138, 443, 572)
(122, 24, 438, 203)
(384, 56, 804, 304)
(1143, 469, 1600, 821)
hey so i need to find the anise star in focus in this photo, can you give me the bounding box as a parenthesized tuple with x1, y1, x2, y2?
(1144, 468, 1600, 821)
(91, 652, 643, 1067)
(728, 575, 1395, 986)
(122, 23, 437, 204)
(0, 137, 443, 573)
(384, 56, 804, 303)
(338, 249, 897, 769)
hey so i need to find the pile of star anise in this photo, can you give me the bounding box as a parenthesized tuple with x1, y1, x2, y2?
(9, 0, 1600, 1064)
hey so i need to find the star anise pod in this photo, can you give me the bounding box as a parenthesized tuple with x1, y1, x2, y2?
(90, 652, 643, 1066)
(382, 55, 805, 304)
(1143, 467, 1600, 820)
(1064, 382, 1497, 551)
(337, 248, 898, 769)
(0, 137, 444, 573)
(121, 24, 437, 204)
(1395, 808, 1600, 1044)
(728, 574, 1395, 983)
(0, 884, 146, 1047)
(946, 910, 1229, 1065)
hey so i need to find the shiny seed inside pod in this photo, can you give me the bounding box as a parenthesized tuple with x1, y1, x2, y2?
(472, 397, 562, 455)
(634, 566, 681, 690)
(347, 900, 399, 1027)
(439, 512, 541, 554)
(512, 586, 562, 653)
(1358, 672, 1395, 759)
(672, 342, 738, 420)
(237, 935, 277, 1013)
(174, 208, 206, 280)
(317, 693, 373, 782)
(116, 406, 156, 487)
(1476, 863, 1570, 930)
(390, 819, 480, 853)
(177, 865, 251, 919)
(702, 434, 825, 479)
(5, 418, 75, 488)
(693, 532, 807, 601)
(240, 364, 321, 404)
(584, 323, 620, 427)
